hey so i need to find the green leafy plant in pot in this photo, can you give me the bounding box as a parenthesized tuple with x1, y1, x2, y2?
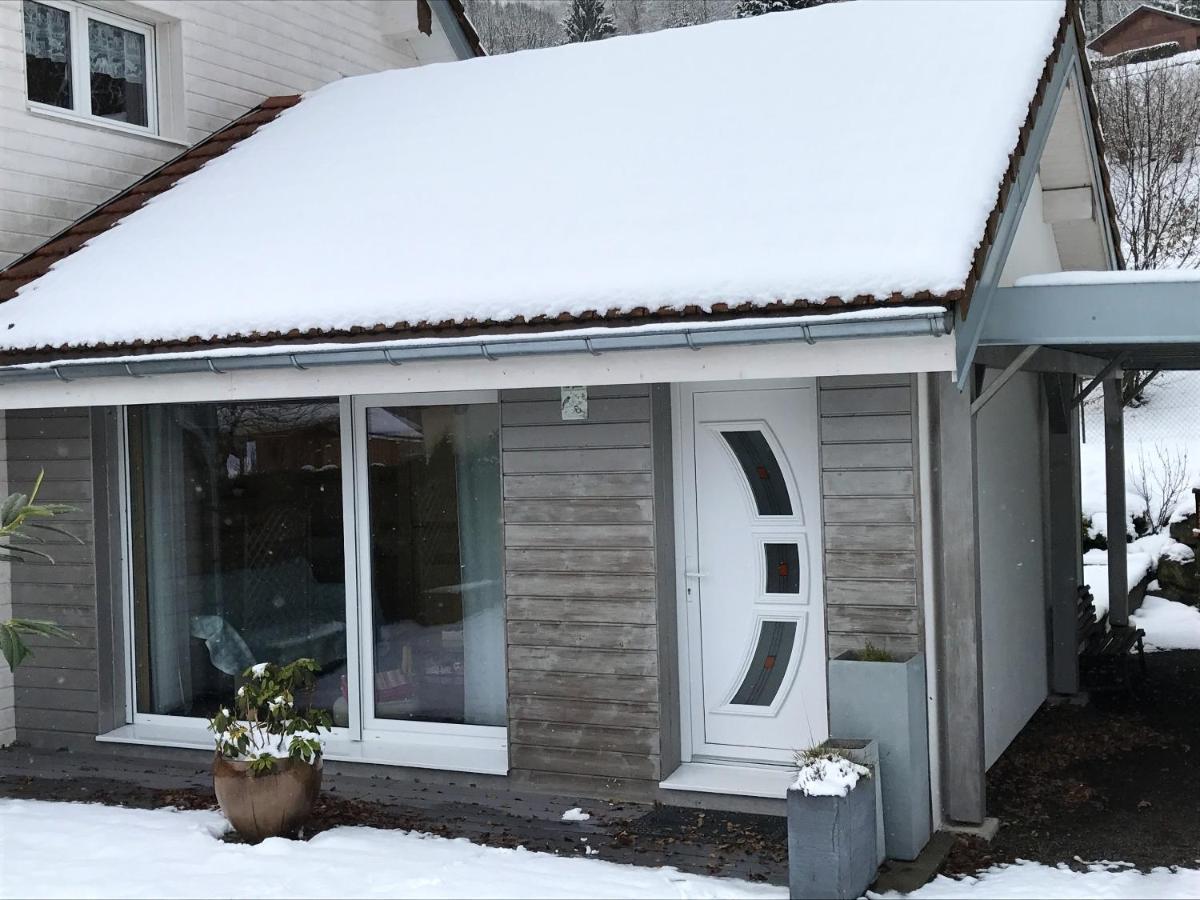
(208, 658, 332, 842)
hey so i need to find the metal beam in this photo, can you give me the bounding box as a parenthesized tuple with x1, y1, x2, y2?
(1043, 374, 1082, 695)
(981, 282, 1200, 347)
(1072, 351, 1126, 408)
(973, 345, 1114, 378)
(1103, 378, 1130, 627)
(970, 345, 1040, 415)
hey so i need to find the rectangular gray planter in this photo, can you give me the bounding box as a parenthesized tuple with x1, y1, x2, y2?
(828, 650, 932, 861)
(787, 740, 879, 900)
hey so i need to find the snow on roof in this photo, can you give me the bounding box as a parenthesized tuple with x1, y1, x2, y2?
(1, 0, 1066, 354)
(1015, 269, 1200, 287)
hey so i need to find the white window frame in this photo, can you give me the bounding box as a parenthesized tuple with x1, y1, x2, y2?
(108, 392, 508, 775)
(23, 0, 159, 136)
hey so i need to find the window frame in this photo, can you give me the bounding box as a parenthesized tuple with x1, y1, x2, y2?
(113, 391, 508, 775)
(23, 0, 159, 136)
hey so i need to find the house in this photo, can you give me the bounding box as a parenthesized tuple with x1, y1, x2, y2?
(0, 0, 482, 269)
(1088, 3, 1200, 57)
(0, 0, 1194, 859)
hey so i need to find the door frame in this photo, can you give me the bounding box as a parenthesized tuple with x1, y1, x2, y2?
(670, 379, 826, 766)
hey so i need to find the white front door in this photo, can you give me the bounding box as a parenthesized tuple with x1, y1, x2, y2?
(678, 383, 828, 764)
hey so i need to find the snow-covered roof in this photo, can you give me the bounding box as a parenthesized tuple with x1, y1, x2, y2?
(0, 0, 1069, 356)
(1016, 269, 1200, 287)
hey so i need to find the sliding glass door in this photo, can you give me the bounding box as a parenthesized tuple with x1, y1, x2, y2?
(353, 395, 506, 742)
(125, 392, 506, 767)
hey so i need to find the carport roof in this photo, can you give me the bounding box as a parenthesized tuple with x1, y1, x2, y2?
(981, 270, 1200, 369)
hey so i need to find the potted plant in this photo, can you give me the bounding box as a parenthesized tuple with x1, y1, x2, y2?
(827, 643, 931, 860)
(208, 658, 332, 843)
(787, 745, 877, 900)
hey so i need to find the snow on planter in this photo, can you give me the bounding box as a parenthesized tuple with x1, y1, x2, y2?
(1, 1, 1066, 353)
(792, 753, 870, 798)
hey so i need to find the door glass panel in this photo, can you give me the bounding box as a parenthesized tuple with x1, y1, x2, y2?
(764, 543, 800, 594)
(23, 1, 72, 109)
(88, 17, 148, 126)
(730, 621, 798, 706)
(365, 404, 505, 727)
(721, 430, 792, 516)
(128, 401, 346, 720)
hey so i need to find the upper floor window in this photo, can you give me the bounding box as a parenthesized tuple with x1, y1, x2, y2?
(23, 0, 156, 132)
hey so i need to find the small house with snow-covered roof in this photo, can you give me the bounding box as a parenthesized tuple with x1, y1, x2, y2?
(2, 0, 1197, 863)
(1088, 3, 1200, 57)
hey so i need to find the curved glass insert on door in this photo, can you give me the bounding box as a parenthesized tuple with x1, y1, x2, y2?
(721, 430, 792, 516)
(765, 543, 801, 594)
(730, 620, 799, 706)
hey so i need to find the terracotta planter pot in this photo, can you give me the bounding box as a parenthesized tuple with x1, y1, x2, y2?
(212, 753, 322, 843)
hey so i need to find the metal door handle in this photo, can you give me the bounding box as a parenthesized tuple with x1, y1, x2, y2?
(685, 571, 707, 579)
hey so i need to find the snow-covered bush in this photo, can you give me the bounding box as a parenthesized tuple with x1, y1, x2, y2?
(1129, 444, 1192, 534)
(207, 659, 331, 775)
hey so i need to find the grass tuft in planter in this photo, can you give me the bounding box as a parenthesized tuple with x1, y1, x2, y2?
(208, 658, 332, 843)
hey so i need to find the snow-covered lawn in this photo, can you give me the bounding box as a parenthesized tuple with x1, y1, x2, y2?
(872, 860, 1200, 899)
(5, 799, 1200, 899)
(0, 800, 783, 900)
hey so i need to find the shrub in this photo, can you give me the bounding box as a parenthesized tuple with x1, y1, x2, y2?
(208, 659, 332, 775)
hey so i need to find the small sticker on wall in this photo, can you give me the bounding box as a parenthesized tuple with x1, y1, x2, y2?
(561, 386, 588, 420)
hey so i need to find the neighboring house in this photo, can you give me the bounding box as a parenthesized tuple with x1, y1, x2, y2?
(1088, 3, 1200, 56)
(0, 0, 1194, 858)
(0, 0, 480, 746)
(0, 0, 482, 269)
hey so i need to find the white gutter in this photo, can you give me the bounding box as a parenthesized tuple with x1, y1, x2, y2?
(0, 308, 950, 386)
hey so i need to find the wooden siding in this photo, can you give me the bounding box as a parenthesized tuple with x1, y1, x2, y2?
(6, 408, 100, 747)
(501, 385, 665, 789)
(0, 0, 458, 267)
(819, 375, 924, 657)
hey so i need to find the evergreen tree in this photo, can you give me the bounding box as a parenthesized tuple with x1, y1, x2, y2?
(735, 0, 837, 17)
(562, 0, 617, 43)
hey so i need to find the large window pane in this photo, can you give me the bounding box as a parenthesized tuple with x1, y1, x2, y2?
(23, 1, 72, 110)
(88, 17, 147, 126)
(129, 401, 346, 719)
(366, 404, 505, 727)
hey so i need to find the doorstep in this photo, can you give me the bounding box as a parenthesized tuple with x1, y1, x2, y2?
(659, 761, 795, 799)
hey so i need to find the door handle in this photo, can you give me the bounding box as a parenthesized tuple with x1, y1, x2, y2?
(685, 571, 707, 579)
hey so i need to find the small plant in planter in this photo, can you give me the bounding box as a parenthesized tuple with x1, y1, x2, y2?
(207, 658, 332, 843)
(793, 746, 871, 797)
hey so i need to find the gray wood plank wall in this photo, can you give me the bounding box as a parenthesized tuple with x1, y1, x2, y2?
(6, 409, 100, 747)
(818, 375, 924, 658)
(500, 385, 666, 791)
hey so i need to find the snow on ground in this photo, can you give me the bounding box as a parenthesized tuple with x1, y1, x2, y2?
(870, 860, 1200, 899)
(0, 800, 783, 900)
(1130, 596, 1200, 651)
(1081, 371, 1200, 540)
(3, 1, 1065, 351)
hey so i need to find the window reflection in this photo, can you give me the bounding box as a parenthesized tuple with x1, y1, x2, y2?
(366, 405, 505, 727)
(129, 401, 346, 719)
